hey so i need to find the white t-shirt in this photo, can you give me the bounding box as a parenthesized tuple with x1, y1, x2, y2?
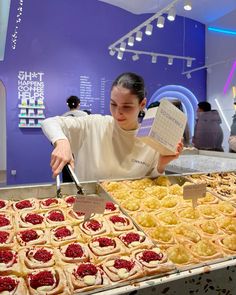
(41, 115, 160, 181)
(62, 110, 88, 117)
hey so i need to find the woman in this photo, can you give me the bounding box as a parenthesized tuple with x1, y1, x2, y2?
(42, 72, 183, 181)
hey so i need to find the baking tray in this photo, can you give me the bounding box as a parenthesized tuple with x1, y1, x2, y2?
(98, 175, 236, 272)
(0, 181, 177, 295)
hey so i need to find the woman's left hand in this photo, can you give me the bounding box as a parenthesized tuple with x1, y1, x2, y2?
(157, 141, 184, 173)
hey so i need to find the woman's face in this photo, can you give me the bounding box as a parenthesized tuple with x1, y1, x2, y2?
(110, 86, 146, 130)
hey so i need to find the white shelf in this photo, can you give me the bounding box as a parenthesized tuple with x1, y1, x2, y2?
(18, 125, 42, 128)
(18, 104, 45, 109)
(18, 115, 45, 119)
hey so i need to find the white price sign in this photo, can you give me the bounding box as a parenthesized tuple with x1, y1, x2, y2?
(183, 183, 206, 208)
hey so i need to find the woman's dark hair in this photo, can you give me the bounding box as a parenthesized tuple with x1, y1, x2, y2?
(112, 72, 146, 102)
(67, 96, 80, 109)
(198, 101, 211, 112)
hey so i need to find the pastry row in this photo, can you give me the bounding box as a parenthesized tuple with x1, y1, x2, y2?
(0, 245, 174, 294)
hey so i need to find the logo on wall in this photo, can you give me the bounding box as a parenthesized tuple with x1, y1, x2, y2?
(17, 71, 45, 128)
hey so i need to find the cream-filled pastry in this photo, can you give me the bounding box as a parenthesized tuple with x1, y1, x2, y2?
(0, 199, 11, 211)
(57, 242, 90, 264)
(177, 206, 200, 221)
(145, 186, 168, 200)
(102, 255, 142, 282)
(0, 212, 13, 230)
(128, 189, 149, 200)
(107, 214, 134, 234)
(89, 236, 123, 262)
(198, 205, 220, 219)
(66, 262, 109, 293)
(168, 184, 183, 196)
(27, 267, 70, 294)
(160, 195, 181, 209)
(20, 246, 55, 270)
(17, 212, 45, 229)
(119, 231, 153, 250)
(0, 275, 28, 294)
(17, 229, 48, 246)
(80, 218, 110, 238)
(126, 178, 154, 189)
(12, 198, 39, 211)
(197, 192, 219, 205)
(0, 230, 15, 248)
(0, 248, 21, 276)
(104, 202, 120, 215)
(216, 201, 236, 217)
(134, 247, 174, 275)
(45, 210, 66, 227)
(68, 209, 86, 224)
(143, 197, 160, 211)
(217, 216, 236, 234)
(50, 225, 82, 246)
(154, 176, 172, 187)
(40, 198, 60, 210)
(102, 181, 129, 192)
(63, 195, 76, 207)
(157, 210, 179, 226)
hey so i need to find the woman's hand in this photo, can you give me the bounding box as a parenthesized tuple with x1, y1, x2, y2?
(157, 141, 184, 174)
(50, 139, 74, 177)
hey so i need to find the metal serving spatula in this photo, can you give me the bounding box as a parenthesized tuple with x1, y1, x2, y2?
(56, 174, 63, 198)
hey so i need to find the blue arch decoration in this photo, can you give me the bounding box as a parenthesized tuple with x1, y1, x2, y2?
(149, 85, 198, 137)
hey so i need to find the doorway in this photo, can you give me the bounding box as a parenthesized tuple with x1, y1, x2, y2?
(0, 80, 6, 185)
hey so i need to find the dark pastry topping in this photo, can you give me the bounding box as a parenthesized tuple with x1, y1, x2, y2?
(20, 229, 39, 242)
(141, 250, 163, 263)
(33, 249, 53, 263)
(76, 263, 97, 278)
(48, 211, 64, 222)
(0, 215, 10, 227)
(109, 215, 126, 224)
(114, 259, 134, 271)
(42, 198, 58, 207)
(105, 202, 116, 211)
(86, 220, 102, 231)
(29, 271, 55, 288)
(0, 277, 18, 292)
(25, 213, 44, 225)
(15, 200, 32, 210)
(0, 231, 9, 243)
(65, 244, 83, 258)
(122, 232, 140, 245)
(0, 249, 14, 264)
(54, 226, 72, 239)
(94, 237, 115, 247)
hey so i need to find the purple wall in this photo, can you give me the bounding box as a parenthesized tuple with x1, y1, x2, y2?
(0, 0, 206, 185)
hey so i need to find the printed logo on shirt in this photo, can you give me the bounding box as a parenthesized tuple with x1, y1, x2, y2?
(131, 159, 150, 167)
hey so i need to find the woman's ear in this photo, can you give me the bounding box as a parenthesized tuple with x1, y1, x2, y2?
(140, 98, 147, 109)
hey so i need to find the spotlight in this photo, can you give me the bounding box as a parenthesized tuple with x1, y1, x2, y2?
(168, 57, 173, 65)
(167, 7, 176, 21)
(156, 16, 165, 28)
(186, 73, 191, 79)
(135, 31, 143, 42)
(128, 36, 134, 46)
(132, 54, 139, 61)
(184, 0, 192, 11)
(151, 55, 157, 63)
(187, 59, 192, 67)
(119, 41, 126, 52)
(109, 49, 116, 56)
(117, 51, 124, 60)
(145, 24, 153, 36)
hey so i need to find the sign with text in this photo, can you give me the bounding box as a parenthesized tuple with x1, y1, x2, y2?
(137, 100, 187, 155)
(183, 183, 206, 208)
(73, 195, 106, 220)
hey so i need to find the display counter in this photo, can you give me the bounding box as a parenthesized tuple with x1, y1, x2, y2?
(0, 179, 235, 294)
(166, 150, 236, 174)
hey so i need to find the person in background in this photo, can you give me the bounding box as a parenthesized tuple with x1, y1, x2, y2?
(171, 100, 191, 147)
(61, 96, 87, 182)
(42, 72, 183, 182)
(192, 101, 224, 151)
(228, 102, 236, 152)
(63, 96, 88, 117)
(83, 109, 92, 115)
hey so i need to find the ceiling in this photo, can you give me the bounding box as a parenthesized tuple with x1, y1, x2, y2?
(99, 0, 236, 24)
